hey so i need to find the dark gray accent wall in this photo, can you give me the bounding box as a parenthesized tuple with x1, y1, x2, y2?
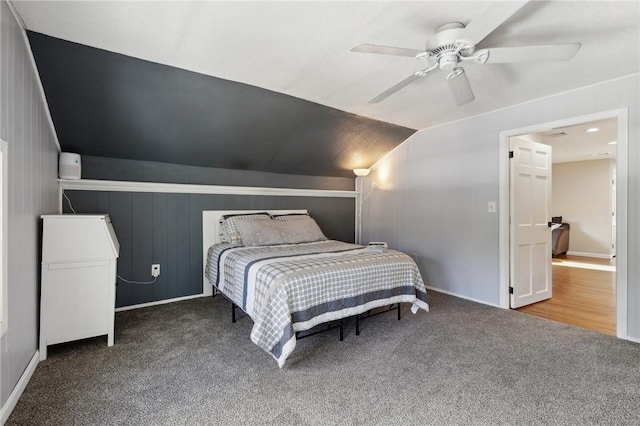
(27, 31, 416, 178)
(63, 191, 355, 308)
(81, 155, 354, 191)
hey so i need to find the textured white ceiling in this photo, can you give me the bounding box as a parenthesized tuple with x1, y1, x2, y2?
(12, 1, 640, 130)
(541, 118, 618, 164)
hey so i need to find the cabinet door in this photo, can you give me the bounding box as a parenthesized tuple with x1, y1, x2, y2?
(42, 261, 112, 344)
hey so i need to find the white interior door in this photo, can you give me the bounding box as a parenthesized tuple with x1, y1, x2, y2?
(510, 137, 552, 308)
(611, 167, 616, 258)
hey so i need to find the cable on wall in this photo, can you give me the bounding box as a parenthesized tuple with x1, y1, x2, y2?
(64, 190, 157, 286)
(116, 275, 157, 285)
(357, 181, 378, 244)
(63, 190, 76, 214)
(362, 181, 378, 203)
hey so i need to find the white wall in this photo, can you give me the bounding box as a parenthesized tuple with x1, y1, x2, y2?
(552, 159, 613, 257)
(0, 0, 60, 409)
(362, 74, 639, 339)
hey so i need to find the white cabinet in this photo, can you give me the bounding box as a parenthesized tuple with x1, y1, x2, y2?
(40, 214, 119, 360)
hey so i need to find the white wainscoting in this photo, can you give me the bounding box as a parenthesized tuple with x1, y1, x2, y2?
(60, 179, 357, 199)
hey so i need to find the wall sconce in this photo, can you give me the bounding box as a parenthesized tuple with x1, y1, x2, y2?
(353, 168, 371, 177)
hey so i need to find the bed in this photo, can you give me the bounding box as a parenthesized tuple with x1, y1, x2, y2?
(203, 210, 428, 367)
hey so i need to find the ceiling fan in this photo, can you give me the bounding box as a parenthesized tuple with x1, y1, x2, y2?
(351, 1, 581, 106)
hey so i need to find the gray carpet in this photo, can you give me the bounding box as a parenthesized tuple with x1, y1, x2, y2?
(8, 291, 640, 425)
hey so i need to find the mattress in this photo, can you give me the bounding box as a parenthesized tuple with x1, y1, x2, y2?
(206, 240, 428, 367)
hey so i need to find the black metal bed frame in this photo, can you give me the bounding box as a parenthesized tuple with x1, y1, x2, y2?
(214, 286, 401, 342)
(215, 288, 346, 341)
(212, 286, 246, 324)
(296, 319, 345, 341)
(354, 303, 402, 335)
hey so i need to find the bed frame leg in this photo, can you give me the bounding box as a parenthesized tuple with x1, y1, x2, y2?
(212, 287, 217, 297)
(355, 315, 360, 336)
(232, 303, 236, 323)
(397, 303, 401, 321)
(339, 318, 344, 341)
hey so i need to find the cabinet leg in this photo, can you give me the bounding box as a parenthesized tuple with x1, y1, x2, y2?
(39, 329, 47, 361)
(39, 343, 47, 361)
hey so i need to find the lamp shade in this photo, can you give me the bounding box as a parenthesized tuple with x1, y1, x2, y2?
(353, 168, 371, 177)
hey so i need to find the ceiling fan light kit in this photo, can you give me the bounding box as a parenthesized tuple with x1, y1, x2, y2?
(351, 0, 581, 107)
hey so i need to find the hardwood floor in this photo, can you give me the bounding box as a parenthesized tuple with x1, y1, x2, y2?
(516, 255, 616, 335)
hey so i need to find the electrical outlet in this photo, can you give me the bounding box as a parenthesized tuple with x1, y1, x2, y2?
(151, 264, 160, 278)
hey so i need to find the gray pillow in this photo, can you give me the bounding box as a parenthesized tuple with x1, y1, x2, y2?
(278, 217, 327, 244)
(235, 217, 327, 246)
(222, 213, 270, 244)
(235, 220, 287, 246)
(272, 213, 310, 221)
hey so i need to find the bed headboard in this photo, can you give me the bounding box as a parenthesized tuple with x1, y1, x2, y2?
(201, 210, 307, 296)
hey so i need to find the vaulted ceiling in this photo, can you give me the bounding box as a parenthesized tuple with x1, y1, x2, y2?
(12, 1, 640, 177)
(27, 32, 414, 178)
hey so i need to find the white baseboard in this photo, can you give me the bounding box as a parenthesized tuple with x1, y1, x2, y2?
(115, 293, 207, 312)
(625, 335, 640, 344)
(425, 286, 502, 309)
(0, 350, 39, 425)
(566, 251, 611, 259)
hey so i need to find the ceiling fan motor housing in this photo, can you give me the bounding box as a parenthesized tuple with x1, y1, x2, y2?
(425, 22, 476, 70)
(425, 22, 466, 51)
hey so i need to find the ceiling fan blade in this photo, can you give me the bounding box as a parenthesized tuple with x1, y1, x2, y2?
(369, 73, 422, 103)
(457, 1, 529, 46)
(446, 69, 475, 106)
(479, 43, 582, 64)
(351, 44, 423, 58)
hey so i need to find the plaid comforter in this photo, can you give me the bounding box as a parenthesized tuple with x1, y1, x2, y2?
(206, 240, 428, 367)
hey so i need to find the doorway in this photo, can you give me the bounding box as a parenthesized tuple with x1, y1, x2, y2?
(518, 255, 616, 334)
(512, 119, 617, 335)
(498, 109, 628, 339)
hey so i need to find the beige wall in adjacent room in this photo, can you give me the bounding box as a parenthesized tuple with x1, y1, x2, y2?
(552, 159, 614, 257)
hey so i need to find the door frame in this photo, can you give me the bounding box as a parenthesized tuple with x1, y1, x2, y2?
(498, 108, 628, 339)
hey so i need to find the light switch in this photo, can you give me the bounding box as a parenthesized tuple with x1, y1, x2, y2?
(488, 201, 496, 213)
